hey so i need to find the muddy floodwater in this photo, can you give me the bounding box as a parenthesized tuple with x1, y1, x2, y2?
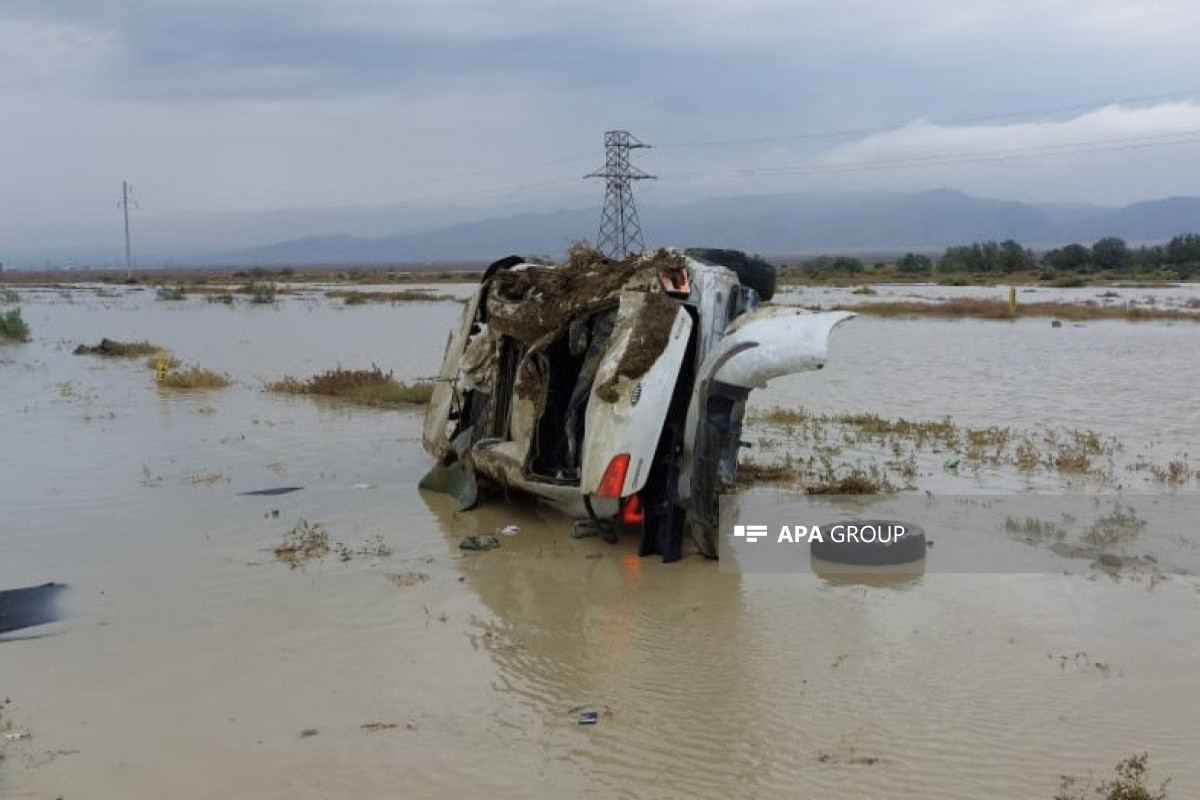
(2, 283, 1199, 798)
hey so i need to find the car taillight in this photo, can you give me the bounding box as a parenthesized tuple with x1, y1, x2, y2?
(596, 453, 631, 498)
(620, 494, 644, 526)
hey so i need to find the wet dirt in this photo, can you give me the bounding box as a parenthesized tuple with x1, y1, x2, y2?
(485, 248, 683, 346)
(1, 284, 1199, 799)
(594, 291, 680, 403)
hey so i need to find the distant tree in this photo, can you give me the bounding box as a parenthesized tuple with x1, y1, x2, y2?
(829, 256, 864, 275)
(1166, 233, 1200, 266)
(1044, 243, 1093, 272)
(997, 239, 1035, 273)
(897, 253, 933, 274)
(939, 241, 1019, 273)
(938, 245, 973, 272)
(1091, 237, 1131, 271)
(1133, 244, 1166, 272)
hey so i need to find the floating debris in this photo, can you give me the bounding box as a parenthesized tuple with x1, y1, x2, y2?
(240, 486, 303, 496)
(460, 534, 500, 552)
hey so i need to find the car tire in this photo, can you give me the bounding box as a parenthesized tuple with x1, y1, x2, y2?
(482, 254, 523, 283)
(809, 521, 926, 566)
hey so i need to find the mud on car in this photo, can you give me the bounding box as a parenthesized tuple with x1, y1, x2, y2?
(421, 246, 853, 562)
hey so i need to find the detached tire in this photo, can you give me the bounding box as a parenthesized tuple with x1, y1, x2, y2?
(810, 520, 926, 566)
(684, 248, 777, 301)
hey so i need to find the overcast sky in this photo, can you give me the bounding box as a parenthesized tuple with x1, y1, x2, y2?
(3, 0, 1200, 261)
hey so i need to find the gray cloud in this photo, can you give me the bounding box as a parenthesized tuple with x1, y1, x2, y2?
(2, 0, 1199, 260)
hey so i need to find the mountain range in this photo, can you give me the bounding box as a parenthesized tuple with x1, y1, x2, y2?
(215, 190, 1200, 266)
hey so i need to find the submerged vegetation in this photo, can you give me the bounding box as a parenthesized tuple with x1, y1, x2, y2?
(266, 366, 433, 407)
(158, 366, 232, 389)
(239, 281, 277, 304)
(845, 298, 1200, 322)
(155, 284, 187, 301)
(74, 338, 160, 357)
(0, 308, 31, 342)
(740, 405, 1192, 493)
(1055, 752, 1169, 800)
(273, 520, 391, 568)
(327, 288, 457, 304)
(274, 520, 330, 568)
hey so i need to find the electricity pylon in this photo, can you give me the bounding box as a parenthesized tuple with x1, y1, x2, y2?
(585, 131, 656, 259)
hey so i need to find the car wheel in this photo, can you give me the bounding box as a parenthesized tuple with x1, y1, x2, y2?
(809, 521, 926, 565)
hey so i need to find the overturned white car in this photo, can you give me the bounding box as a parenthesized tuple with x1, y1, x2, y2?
(421, 246, 853, 561)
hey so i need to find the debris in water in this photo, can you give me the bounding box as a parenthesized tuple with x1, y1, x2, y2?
(240, 486, 303, 496)
(0, 583, 69, 634)
(572, 520, 600, 539)
(460, 534, 500, 552)
(567, 703, 611, 725)
(388, 572, 430, 587)
(498, 524, 520, 536)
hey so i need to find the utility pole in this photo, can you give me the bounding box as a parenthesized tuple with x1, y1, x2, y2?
(120, 180, 136, 278)
(585, 131, 656, 259)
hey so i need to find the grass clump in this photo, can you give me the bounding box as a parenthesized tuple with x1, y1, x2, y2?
(1004, 516, 1067, 543)
(805, 469, 893, 495)
(846, 298, 1200, 322)
(267, 366, 433, 407)
(206, 291, 235, 305)
(1, 288, 18, 304)
(738, 460, 797, 486)
(274, 520, 330, 568)
(1149, 458, 1194, 486)
(326, 288, 455, 304)
(1055, 752, 1169, 800)
(1081, 502, 1147, 549)
(74, 338, 159, 357)
(156, 284, 187, 301)
(159, 366, 232, 389)
(0, 308, 31, 342)
(762, 407, 811, 426)
(239, 281, 277, 304)
(145, 353, 181, 370)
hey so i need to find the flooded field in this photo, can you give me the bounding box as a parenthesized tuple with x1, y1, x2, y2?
(2, 283, 1198, 798)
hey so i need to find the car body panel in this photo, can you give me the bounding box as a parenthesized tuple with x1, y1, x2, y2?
(580, 293, 693, 496)
(709, 308, 855, 389)
(422, 290, 483, 458)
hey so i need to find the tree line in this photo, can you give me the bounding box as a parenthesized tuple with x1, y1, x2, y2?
(793, 233, 1200, 279)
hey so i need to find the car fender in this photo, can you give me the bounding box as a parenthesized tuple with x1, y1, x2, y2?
(679, 309, 855, 502)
